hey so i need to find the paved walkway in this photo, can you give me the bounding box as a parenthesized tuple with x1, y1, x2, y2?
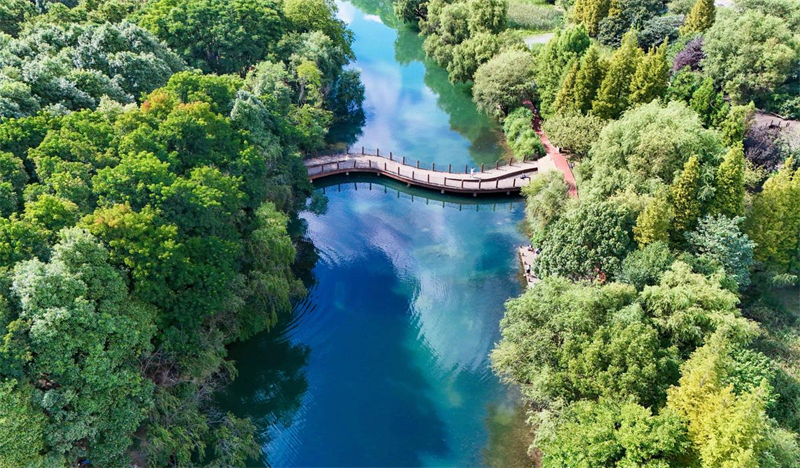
(523, 101, 578, 197)
(305, 151, 551, 195)
(518, 245, 540, 287)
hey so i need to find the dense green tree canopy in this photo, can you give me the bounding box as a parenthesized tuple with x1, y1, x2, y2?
(702, 9, 800, 105)
(0, 21, 185, 118)
(472, 50, 536, 117)
(581, 100, 722, 198)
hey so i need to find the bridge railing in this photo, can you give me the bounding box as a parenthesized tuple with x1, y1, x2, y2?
(306, 158, 534, 191)
(304, 146, 542, 175)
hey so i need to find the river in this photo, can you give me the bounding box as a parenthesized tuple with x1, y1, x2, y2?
(218, 1, 532, 466)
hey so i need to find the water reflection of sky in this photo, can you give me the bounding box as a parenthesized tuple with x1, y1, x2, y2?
(220, 1, 531, 466)
(336, 1, 509, 166)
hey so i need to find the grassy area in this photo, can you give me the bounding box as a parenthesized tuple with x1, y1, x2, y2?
(507, 0, 564, 33)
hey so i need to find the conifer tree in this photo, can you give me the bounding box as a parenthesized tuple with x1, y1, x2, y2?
(629, 41, 669, 106)
(573, 45, 605, 114)
(719, 103, 755, 147)
(634, 194, 674, 247)
(669, 155, 702, 239)
(534, 25, 591, 116)
(680, 0, 715, 35)
(745, 158, 800, 272)
(572, 0, 611, 36)
(690, 77, 726, 127)
(553, 61, 580, 115)
(592, 30, 642, 119)
(711, 144, 745, 218)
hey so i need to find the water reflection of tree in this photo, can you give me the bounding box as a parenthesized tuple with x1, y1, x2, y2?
(219, 318, 311, 465)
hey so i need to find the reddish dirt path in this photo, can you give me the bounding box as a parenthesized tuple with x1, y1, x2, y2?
(523, 101, 578, 197)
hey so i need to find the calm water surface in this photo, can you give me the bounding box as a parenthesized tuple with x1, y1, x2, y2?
(219, 2, 531, 466)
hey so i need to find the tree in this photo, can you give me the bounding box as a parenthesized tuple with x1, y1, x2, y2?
(619, 241, 675, 289)
(719, 103, 755, 147)
(447, 32, 501, 83)
(536, 400, 692, 468)
(136, 0, 287, 74)
(0, 21, 186, 117)
(284, 0, 353, 56)
(686, 215, 756, 289)
(473, 50, 536, 118)
(534, 26, 591, 116)
(680, 0, 715, 35)
(467, 0, 507, 35)
(0, 0, 34, 37)
(572, 0, 612, 36)
(503, 108, 546, 160)
(634, 193, 674, 247)
(702, 10, 800, 105)
(542, 113, 605, 158)
(711, 144, 745, 218)
(552, 61, 580, 114)
(745, 158, 800, 273)
(667, 334, 800, 468)
(639, 261, 747, 355)
(534, 200, 635, 280)
(671, 37, 704, 72)
(572, 45, 605, 114)
(3, 229, 156, 467)
(583, 100, 721, 198)
(669, 155, 703, 240)
(522, 170, 570, 244)
(690, 77, 726, 127)
(492, 277, 675, 406)
(592, 30, 642, 119)
(629, 41, 669, 106)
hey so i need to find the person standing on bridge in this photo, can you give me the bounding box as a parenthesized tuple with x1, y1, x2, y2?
(470, 167, 475, 178)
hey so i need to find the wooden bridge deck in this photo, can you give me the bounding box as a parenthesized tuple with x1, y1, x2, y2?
(305, 150, 557, 195)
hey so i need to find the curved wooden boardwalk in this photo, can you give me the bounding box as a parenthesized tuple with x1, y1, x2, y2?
(305, 149, 554, 196)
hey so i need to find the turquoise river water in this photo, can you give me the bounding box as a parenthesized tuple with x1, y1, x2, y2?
(218, 1, 532, 466)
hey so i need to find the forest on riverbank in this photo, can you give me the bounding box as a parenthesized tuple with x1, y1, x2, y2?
(0, 0, 364, 466)
(396, 0, 800, 466)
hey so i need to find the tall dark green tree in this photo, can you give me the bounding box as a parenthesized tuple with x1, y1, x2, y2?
(592, 30, 642, 119)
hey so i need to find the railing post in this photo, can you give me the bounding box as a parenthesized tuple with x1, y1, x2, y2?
(427, 174, 430, 183)
(362, 146, 364, 155)
(513, 178, 516, 188)
(397, 167, 400, 175)
(495, 161, 499, 170)
(402, 156, 406, 165)
(432, 162, 435, 171)
(389, 152, 393, 161)
(369, 160, 372, 169)
(384, 162, 387, 171)
(448, 164, 452, 173)
(416, 161, 420, 169)
(510, 157, 514, 166)
(412, 171, 415, 180)
(478, 180, 481, 189)
(461, 179, 464, 188)
(377, 148, 380, 156)
(464, 164, 468, 173)
(336, 162, 340, 170)
(495, 180, 499, 189)
(481, 163, 485, 173)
